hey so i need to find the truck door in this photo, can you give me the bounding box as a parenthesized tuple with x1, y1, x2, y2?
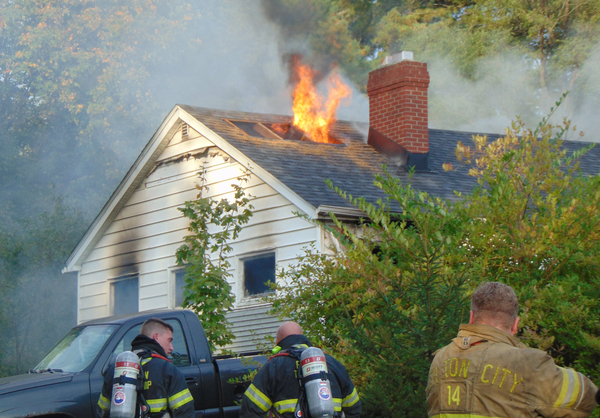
(110, 318, 204, 417)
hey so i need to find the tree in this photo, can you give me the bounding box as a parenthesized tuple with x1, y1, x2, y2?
(448, 108, 600, 375)
(0, 0, 204, 224)
(269, 173, 471, 417)
(0, 197, 86, 376)
(176, 170, 254, 352)
(269, 109, 600, 417)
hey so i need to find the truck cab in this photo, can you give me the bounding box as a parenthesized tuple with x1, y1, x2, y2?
(0, 309, 267, 418)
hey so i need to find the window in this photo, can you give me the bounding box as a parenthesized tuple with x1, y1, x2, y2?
(112, 318, 191, 366)
(242, 252, 276, 296)
(111, 275, 139, 315)
(175, 269, 186, 307)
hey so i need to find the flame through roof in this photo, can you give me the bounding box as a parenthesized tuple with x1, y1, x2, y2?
(227, 119, 342, 144)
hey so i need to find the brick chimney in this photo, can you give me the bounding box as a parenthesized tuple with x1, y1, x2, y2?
(367, 51, 430, 169)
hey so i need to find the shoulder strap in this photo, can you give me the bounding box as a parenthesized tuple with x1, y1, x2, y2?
(150, 352, 172, 363)
(132, 350, 151, 418)
(135, 349, 172, 363)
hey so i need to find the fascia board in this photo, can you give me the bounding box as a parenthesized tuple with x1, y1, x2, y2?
(316, 205, 367, 219)
(64, 106, 183, 272)
(178, 108, 318, 220)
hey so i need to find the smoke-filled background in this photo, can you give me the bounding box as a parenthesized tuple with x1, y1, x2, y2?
(1, 0, 599, 376)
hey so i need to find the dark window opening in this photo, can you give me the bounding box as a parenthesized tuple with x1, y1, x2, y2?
(228, 120, 342, 144)
(112, 275, 139, 315)
(175, 269, 186, 307)
(243, 253, 276, 296)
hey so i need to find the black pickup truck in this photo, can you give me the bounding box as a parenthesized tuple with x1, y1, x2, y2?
(0, 309, 267, 418)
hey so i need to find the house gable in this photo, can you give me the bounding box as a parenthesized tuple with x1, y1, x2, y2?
(69, 108, 332, 354)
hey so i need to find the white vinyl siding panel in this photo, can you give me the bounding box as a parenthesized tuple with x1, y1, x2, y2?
(221, 304, 281, 354)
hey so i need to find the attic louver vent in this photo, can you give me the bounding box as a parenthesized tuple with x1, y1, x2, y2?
(227, 120, 342, 144)
(181, 123, 189, 139)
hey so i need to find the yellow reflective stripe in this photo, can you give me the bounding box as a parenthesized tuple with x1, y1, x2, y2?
(553, 368, 583, 409)
(573, 372, 586, 410)
(245, 383, 272, 412)
(333, 397, 342, 411)
(169, 388, 194, 409)
(147, 397, 168, 412)
(98, 393, 110, 411)
(342, 388, 360, 407)
(565, 370, 582, 409)
(273, 398, 298, 413)
(430, 415, 504, 418)
(554, 367, 582, 408)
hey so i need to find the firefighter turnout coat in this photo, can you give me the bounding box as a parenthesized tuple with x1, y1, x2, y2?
(240, 334, 361, 418)
(426, 324, 598, 418)
(98, 334, 194, 418)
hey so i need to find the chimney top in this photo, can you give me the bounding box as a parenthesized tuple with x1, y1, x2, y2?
(367, 53, 430, 171)
(381, 51, 414, 67)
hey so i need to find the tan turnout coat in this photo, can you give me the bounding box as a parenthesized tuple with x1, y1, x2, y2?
(426, 324, 597, 418)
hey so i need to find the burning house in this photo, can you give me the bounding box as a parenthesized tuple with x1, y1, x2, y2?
(63, 53, 600, 352)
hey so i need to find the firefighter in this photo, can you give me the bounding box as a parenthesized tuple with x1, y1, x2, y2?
(97, 318, 194, 418)
(426, 282, 598, 418)
(241, 322, 361, 418)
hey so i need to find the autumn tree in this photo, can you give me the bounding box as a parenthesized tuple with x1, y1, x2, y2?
(0, 0, 203, 223)
(449, 111, 600, 375)
(269, 110, 600, 417)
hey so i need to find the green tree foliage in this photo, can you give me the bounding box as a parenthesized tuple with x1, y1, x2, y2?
(449, 108, 600, 375)
(269, 110, 600, 417)
(0, 197, 86, 376)
(269, 175, 471, 417)
(176, 170, 254, 352)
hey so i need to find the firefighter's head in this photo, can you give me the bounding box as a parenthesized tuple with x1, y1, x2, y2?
(276, 321, 303, 344)
(469, 282, 519, 335)
(141, 318, 174, 355)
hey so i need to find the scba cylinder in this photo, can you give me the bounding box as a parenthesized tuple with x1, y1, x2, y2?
(110, 351, 140, 418)
(300, 347, 335, 418)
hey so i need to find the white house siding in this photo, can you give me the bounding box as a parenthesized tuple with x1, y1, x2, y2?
(77, 124, 321, 352)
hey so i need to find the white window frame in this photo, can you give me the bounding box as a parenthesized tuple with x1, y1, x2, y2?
(167, 266, 187, 309)
(239, 250, 277, 300)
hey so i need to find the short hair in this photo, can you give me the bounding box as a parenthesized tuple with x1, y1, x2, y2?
(471, 282, 519, 329)
(141, 318, 173, 337)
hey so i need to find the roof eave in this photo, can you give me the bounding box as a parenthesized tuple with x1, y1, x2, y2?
(316, 205, 367, 220)
(178, 107, 319, 220)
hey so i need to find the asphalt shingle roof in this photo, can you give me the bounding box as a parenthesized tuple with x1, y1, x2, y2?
(180, 105, 600, 212)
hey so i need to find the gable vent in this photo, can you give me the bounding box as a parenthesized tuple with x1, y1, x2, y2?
(181, 123, 189, 139)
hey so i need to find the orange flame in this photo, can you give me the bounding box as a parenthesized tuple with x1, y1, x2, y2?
(291, 58, 351, 143)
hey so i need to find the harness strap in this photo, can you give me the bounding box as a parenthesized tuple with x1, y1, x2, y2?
(269, 352, 292, 361)
(150, 352, 172, 363)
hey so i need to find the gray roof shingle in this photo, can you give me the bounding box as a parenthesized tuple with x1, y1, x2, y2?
(180, 105, 600, 212)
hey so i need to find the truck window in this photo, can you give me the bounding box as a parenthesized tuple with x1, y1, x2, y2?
(34, 325, 118, 373)
(113, 319, 191, 366)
